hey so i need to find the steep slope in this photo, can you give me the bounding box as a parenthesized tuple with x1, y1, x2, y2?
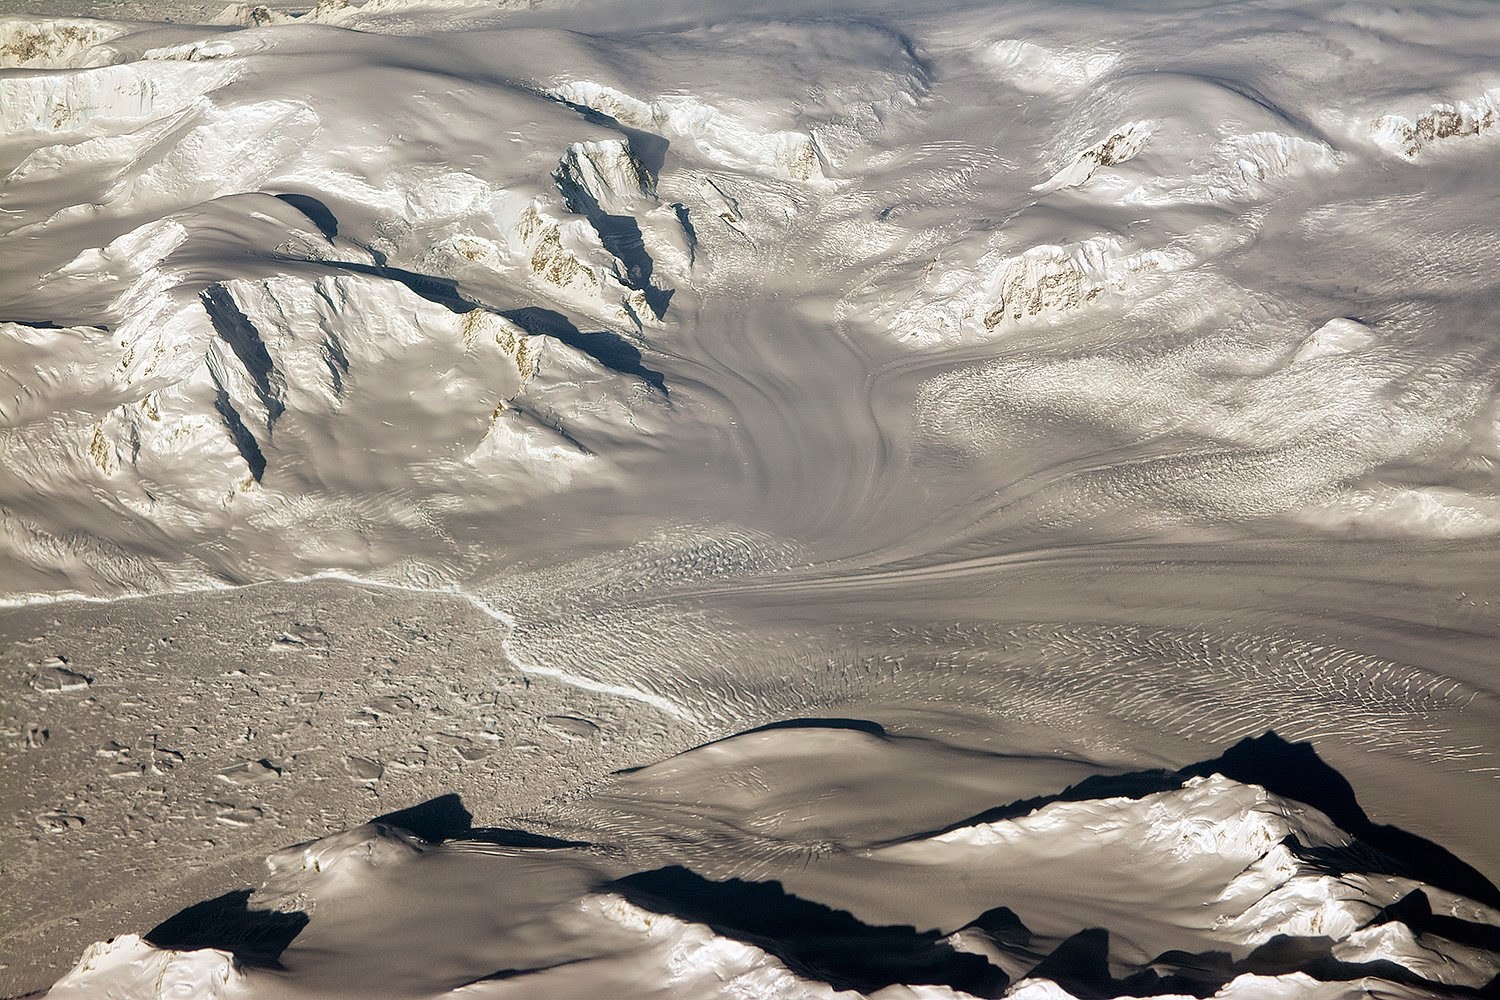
(2, 1, 1499, 998)
(41, 731, 1500, 1000)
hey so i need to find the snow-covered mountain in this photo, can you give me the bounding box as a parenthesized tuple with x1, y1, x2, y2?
(42, 731, 1500, 1000)
(7, 0, 1497, 599)
(2, 0, 1498, 996)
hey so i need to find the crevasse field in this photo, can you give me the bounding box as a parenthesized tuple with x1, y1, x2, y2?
(2, 0, 1499, 996)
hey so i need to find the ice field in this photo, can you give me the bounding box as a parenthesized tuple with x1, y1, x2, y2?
(2, 0, 1499, 996)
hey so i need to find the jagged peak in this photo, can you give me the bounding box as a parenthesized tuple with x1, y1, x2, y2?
(1371, 88, 1500, 158)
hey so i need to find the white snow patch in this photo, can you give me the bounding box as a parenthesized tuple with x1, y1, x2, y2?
(209, 3, 290, 26)
(979, 237, 1166, 330)
(981, 39, 1119, 97)
(556, 139, 656, 211)
(1291, 318, 1376, 363)
(1333, 921, 1500, 989)
(466, 404, 591, 491)
(1297, 485, 1500, 539)
(0, 60, 237, 133)
(588, 893, 964, 998)
(141, 39, 240, 62)
(927, 775, 1345, 861)
(1216, 868, 1383, 946)
(1126, 132, 1343, 206)
(44, 934, 242, 999)
(257, 821, 429, 908)
(547, 81, 825, 183)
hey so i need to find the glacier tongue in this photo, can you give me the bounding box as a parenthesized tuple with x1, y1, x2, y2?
(3, 1, 1500, 998)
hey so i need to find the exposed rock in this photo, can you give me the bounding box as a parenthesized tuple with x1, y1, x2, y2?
(555, 139, 656, 214)
(1372, 91, 1500, 158)
(981, 237, 1150, 328)
(1035, 121, 1154, 193)
(0, 18, 126, 69)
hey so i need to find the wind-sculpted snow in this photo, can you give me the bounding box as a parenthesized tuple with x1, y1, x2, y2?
(2, 0, 1499, 996)
(37, 730, 1500, 999)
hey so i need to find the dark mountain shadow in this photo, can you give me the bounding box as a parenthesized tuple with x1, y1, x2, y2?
(373, 793, 473, 841)
(128, 733, 1500, 999)
(374, 793, 588, 848)
(137, 794, 589, 974)
(450, 957, 608, 990)
(502, 306, 667, 396)
(323, 259, 477, 314)
(466, 828, 591, 848)
(609, 865, 1008, 998)
(671, 202, 696, 263)
(554, 176, 672, 319)
(548, 95, 674, 318)
(1373, 890, 1500, 953)
(965, 905, 1034, 949)
(1181, 733, 1500, 910)
(211, 382, 267, 483)
(919, 769, 1185, 837)
(332, 262, 673, 396)
(1022, 927, 1120, 1000)
(914, 731, 1500, 910)
(201, 283, 284, 424)
(743, 717, 889, 739)
(273, 192, 338, 239)
(549, 95, 670, 177)
(1011, 926, 1491, 1000)
(244, 193, 673, 395)
(1234, 932, 1492, 996)
(145, 890, 306, 968)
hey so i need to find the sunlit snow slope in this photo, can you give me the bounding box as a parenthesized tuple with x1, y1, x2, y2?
(41, 731, 1500, 1000)
(2, 0, 1499, 996)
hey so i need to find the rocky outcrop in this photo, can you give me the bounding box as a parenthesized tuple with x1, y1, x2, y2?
(1372, 90, 1500, 158)
(981, 237, 1153, 329)
(0, 17, 127, 69)
(555, 139, 656, 213)
(1034, 121, 1154, 193)
(553, 140, 672, 318)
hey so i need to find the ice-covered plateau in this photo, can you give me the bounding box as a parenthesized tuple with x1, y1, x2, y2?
(2, 0, 1499, 998)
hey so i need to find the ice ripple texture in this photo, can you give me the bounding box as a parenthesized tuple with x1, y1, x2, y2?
(2, 0, 1499, 997)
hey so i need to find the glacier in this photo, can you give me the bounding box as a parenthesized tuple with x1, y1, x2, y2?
(1, 0, 1498, 996)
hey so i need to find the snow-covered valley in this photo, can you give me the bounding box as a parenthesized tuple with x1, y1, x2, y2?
(2, 0, 1499, 996)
